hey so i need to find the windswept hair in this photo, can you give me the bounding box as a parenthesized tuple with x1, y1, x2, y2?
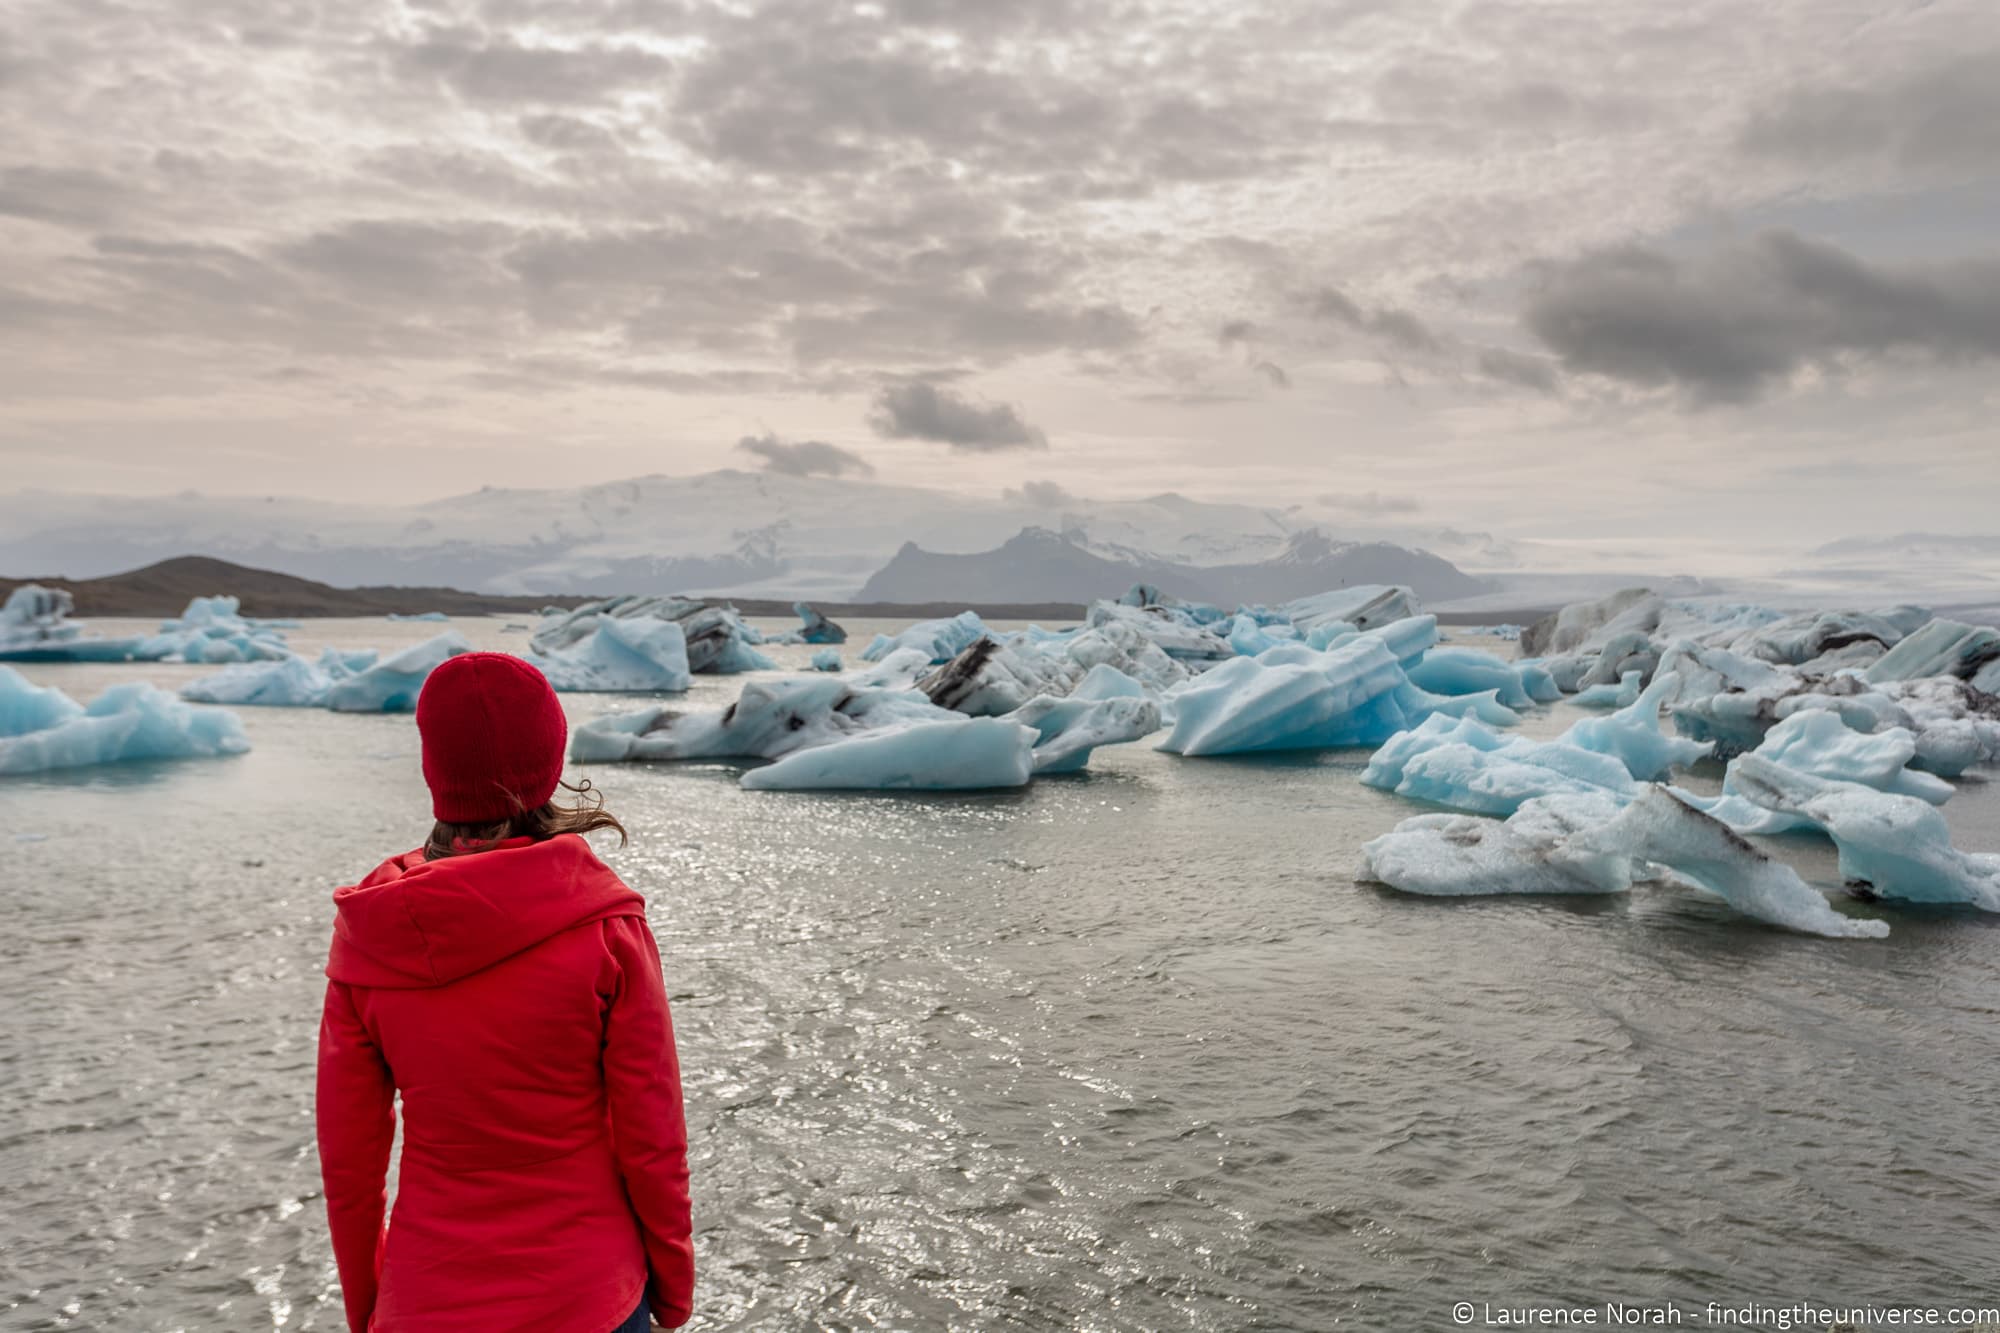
(424, 778, 628, 861)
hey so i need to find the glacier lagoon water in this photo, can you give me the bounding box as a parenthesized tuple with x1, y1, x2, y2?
(3, 617, 1999, 1331)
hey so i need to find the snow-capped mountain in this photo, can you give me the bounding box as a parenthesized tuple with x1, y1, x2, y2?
(0, 470, 1478, 600)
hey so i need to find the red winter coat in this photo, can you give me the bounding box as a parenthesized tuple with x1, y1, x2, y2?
(316, 834, 694, 1333)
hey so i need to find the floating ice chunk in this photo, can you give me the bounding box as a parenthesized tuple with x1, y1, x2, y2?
(1864, 618, 2000, 692)
(1159, 637, 1415, 756)
(1301, 620, 1358, 650)
(323, 632, 471, 712)
(1582, 788, 1888, 937)
(1360, 793, 1633, 896)
(1068, 663, 1149, 702)
(138, 595, 294, 665)
(1746, 711, 1951, 803)
(387, 611, 450, 622)
(1397, 685, 1520, 728)
(320, 646, 380, 675)
(0, 585, 152, 662)
(0, 671, 250, 775)
(1084, 602, 1232, 664)
(846, 646, 935, 688)
(1283, 585, 1421, 634)
(1570, 670, 1643, 709)
(532, 595, 771, 673)
(1360, 712, 1639, 816)
(183, 654, 334, 707)
(741, 718, 1035, 791)
(1117, 584, 1230, 625)
(1406, 646, 1542, 710)
(1012, 693, 1162, 773)
(1060, 621, 1190, 693)
(0, 665, 85, 735)
(1558, 672, 1712, 781)
(570, 676, 950, 763)
(529, 616, 691, 693)
(810, 648, 844, 672)
(920, 637, 1079, 716)
(1359, 615, 1439, 667)
(861, 611, 990, 664)
(1728, 755, 1999, 910)
(1520, 588, 1661, 658)
(1362, 785, 1884, 938)
(789, 602, 847, 645)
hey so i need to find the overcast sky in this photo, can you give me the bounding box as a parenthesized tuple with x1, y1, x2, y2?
(1, 0, 1996, 546)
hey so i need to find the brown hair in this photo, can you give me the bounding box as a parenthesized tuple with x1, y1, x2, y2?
(424, 777, 628, 861)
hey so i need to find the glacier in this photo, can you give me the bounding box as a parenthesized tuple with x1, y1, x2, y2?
(0, 668, 251, 775)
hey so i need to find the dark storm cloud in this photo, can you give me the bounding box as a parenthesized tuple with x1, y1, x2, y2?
(869, 382, 1047, 450)
(1522, 230, 2000, 404)
(733, 433, 875, 478)
(1741, 51, 2000, 174)
(1305, 286, 1442, 354)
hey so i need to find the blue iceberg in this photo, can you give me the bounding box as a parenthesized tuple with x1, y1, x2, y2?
(0, 585, 152, 662)
(324, 632, 472, 713)
(529, 617, 692, 693)
(741, 717, 1036, 791)
(1, 668, 250, 775)
(861, 611, 990, 665)
(1362, 786, 1887, 939)
(532, 596, 772, 674)
(810, 648, 844, 672)
(1360, 713, 1639, 816)
(1558, 671, 1712, 781)
(387, 611, 451, 622)
(1011, 693, 1162, 773)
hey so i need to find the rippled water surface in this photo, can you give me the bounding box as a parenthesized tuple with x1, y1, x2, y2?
(4, 617, 1999, 1331)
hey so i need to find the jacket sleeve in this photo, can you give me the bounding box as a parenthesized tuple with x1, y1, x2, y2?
(316, 980, 396, 1333)
(602, 916, 695, 1328)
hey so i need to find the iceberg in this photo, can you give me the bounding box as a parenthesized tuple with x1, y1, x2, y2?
(860, 611, 991, 665)
(787, 602, 847, 645)
(1741, 711, 1952, 803)
(1159, 637, 1415, 756)
(140, 595, 294, 664)
(1728, 755, 1999, 910)
(531, 596, 773, 674)
(1283, 585, 1421, 634)
(810, 648, 844, 672)
(323, 632, 472, 712)
(0, 668, 250, 775)
(1864, 619, 2000, 692)
(740, 717, 1036, 791)
(1362, 785, 1887, 939)
(570, 676, 951, 764)
(1569, 670, 1643, 709)
(1558, 672, 1712, 782)
(919, 636, 1078, 716)
(1011, 693, 1162, 773)
(1083, 601, 1233, 665)
(1360, 712, 1639, 816)
(183, 654, 336, 707)
(1405, 645, 1552, 710)
(528, 616, 691, 693)
(387, 611, 451, 622)
(0, 585, 151, 662)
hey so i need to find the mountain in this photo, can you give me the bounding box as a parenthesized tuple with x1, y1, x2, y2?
(859, 527, 1491, 605)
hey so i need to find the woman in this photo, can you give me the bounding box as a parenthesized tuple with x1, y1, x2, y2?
(316, 652, 694, 1331)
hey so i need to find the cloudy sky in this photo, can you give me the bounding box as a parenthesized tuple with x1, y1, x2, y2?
(2, 0, 1996, 548)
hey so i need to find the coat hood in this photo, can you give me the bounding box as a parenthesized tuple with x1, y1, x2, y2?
(327, 833, 645, 988)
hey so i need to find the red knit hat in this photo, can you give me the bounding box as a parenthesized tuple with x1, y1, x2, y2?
(416, 652, 569, 823)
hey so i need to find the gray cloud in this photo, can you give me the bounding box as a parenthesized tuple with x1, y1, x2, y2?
(1003, 479, 1076, 507)
(0, 165, 131, 226)
(869, 382, 1048, 450)
(1522, 230, 2000, 404)
(1741, 51, 2000, 175)
(733, 433, 875, 478)
(391, 26, 675, 106)
(1305, 286, 1442, 354)
(1475, 346, 1560, 393)
(1251, 359, 1291, 389)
